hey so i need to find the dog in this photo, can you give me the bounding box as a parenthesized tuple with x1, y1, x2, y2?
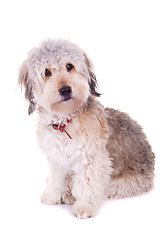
(18, 39, 155, 219)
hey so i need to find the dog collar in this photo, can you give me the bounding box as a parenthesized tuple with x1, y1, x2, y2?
(49, 117, 72, 139)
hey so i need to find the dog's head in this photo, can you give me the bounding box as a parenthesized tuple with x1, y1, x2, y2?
(18, 39, 100, 115)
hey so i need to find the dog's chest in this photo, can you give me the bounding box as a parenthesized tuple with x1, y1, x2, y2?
(37, 109, 109, 168)
(37, 124, 88, 166)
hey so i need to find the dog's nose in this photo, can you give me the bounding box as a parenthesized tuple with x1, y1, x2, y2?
(59, 85, 72, 97)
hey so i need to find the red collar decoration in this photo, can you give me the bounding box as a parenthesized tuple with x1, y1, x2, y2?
(49, 118, 72, 139)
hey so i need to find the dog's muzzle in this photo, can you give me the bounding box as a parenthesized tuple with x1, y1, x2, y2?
(59, 85, 72, 101)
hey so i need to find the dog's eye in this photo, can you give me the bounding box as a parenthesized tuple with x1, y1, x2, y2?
(44, 69, 52, 77)
(66, 63, 74, 72)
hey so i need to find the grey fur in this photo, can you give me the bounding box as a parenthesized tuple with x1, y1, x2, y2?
(18, 59, 36, 115)
(88, 70, 101, 97)
(105, 107, 155, 198)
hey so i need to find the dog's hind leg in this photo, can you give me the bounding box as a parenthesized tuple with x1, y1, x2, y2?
(106, 173, 154, 199)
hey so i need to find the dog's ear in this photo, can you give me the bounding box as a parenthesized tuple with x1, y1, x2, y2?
(18, 59, 36, 115)
(84, 54, 101, 97)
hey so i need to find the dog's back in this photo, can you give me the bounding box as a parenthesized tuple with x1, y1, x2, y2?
(105, 107, 155, 198)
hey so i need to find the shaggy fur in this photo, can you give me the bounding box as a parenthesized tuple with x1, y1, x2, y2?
(18, 39, 155, 219)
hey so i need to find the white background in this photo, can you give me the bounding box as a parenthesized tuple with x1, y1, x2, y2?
(0, 0, 160, 239)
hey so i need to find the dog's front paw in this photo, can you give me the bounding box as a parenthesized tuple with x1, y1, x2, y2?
(72, 203, 96, 219)
(41, 186, 62, 205)
(62, 193, 75, 205)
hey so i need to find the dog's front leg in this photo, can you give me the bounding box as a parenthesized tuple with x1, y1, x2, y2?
(71, 155, 111, 219)
(41, 161, 67, 205)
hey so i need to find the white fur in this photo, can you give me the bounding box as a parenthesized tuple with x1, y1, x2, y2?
(37, 107, 112, 218)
